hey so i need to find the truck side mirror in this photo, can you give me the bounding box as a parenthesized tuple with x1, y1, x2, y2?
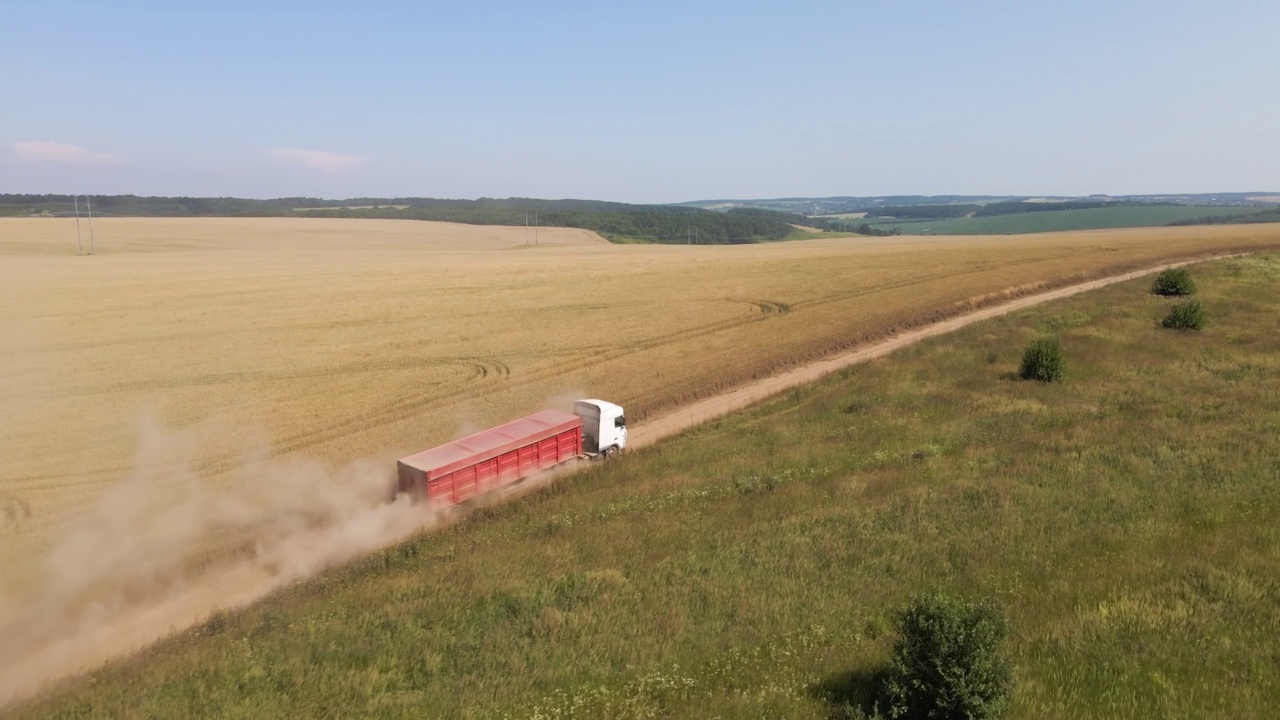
(615, 416, 626, 428)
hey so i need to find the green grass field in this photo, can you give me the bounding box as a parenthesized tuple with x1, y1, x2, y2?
(859, 205, 1267, 235)
(12, 255, 1280, 719)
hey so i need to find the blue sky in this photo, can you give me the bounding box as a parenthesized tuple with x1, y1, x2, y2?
(1, 0, 1276, 202)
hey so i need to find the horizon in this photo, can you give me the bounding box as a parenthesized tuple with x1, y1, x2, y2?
(2, 1, 1277, 202)
(4, 190, 1279, 207)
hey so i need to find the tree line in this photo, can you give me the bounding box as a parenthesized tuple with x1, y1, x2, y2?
(821, 221, 904, 236)
(0, 195, 813, 244)
(299, 204, 808, 243)
(1168, 207, 1280, 227)
(863, 200, 1169, 221)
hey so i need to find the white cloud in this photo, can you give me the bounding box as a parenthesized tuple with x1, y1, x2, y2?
(14, 141, 123, 165)
(268, 148, 365, 173)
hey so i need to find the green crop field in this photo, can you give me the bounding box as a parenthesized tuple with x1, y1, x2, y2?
(12, 253, 1279, 719)
(860, 205, 1267, 235)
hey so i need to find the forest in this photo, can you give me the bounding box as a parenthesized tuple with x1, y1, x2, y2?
(0, 195, 815, 244)
(1168, 207, 1280, 226)
(862, 200, 1166, 220)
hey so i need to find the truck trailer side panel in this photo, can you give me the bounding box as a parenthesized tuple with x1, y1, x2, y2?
(422, 427, 581, 505)
(397, 410, 583, 507)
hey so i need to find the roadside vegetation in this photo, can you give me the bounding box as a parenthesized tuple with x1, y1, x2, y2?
(1151, 268, 1197, 296)
(1154, 269, 1205, 330)
(1162, 300, 1206, 331)
(12, 253, 1279, 719)
(1018, 336, 1065, 382)
(881, 593, 1012, 720)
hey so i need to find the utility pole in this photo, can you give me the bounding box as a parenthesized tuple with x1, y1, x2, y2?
(73, 195, 83, 255)
(525, 210, 529, 246)
(534, 210, 539, 246)
(86, 196, 96, 254)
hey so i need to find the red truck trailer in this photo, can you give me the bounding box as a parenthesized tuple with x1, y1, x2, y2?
(396, 409, 584, 507)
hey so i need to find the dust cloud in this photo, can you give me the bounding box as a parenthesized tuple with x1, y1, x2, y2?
(450, 387, 587, 441)
(0, 390, 603, 707)
(545, 388, 589, 414)
(0, 415, 439, 708)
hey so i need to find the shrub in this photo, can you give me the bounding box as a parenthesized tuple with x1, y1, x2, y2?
(1018, 336, 1064, 382)
(1162, 300, 1205, 330)
(882, 593, 1012, 720)
(1151, 268, 1196, 296)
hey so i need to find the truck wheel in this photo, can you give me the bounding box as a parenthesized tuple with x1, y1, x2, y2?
(604, 445, 619, 459)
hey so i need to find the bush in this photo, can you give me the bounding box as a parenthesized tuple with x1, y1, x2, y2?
(1018, 336, 1064, 382)
(1151, 268, 1196, 296)
(1162, 300, 1205, 330)
(882, 593, 1012, 720)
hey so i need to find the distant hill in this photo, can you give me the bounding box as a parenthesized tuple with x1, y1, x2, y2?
(677, 193, 1280, 235)
(679, 192, 1280, 217)
(845, 204, 1273, 236)
(5, 192, 1278, 240)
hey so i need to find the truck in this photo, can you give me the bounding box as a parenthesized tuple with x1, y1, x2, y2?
(396, 399, 627, 507)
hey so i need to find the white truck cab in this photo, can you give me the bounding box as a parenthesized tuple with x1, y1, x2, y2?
(574, 399, 627, 457)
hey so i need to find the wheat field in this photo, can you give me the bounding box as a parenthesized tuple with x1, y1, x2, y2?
(2, 217, 1279, 587)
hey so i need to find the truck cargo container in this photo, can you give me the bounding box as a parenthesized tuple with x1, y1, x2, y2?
(396, 399, 626, 507)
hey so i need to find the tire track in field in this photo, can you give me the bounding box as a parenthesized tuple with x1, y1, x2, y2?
(739, 299, 791, 316)
(0, 493, 32, 534)
(469, 359, 510, 380)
